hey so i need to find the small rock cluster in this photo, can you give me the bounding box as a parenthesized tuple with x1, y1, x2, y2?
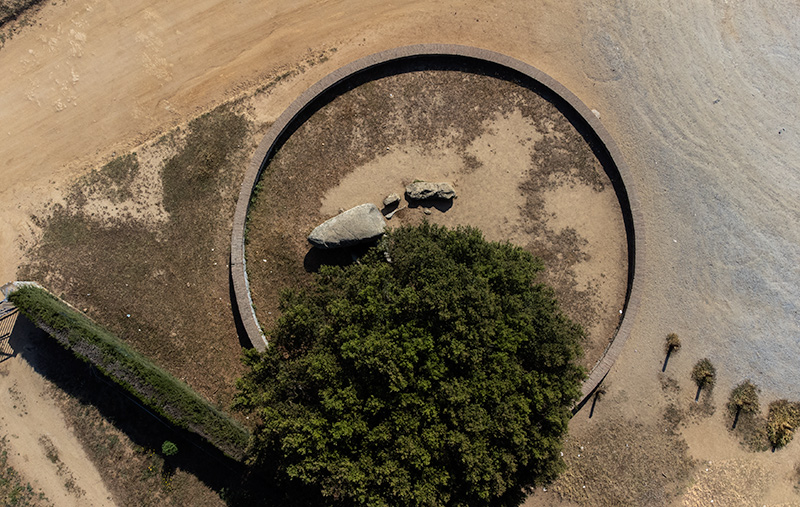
(307, 181, 456, 249)
(405, 181, 456, 201)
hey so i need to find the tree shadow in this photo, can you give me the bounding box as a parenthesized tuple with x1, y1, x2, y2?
(303, 242, 377, 273)
(731, 407, 741, 430)
(588, 393, 599, 419)
(225, 464, 327, 507)
(661, 349, 672, 372)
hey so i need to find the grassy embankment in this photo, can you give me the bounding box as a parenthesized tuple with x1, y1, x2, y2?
(9, 284, 249, 459)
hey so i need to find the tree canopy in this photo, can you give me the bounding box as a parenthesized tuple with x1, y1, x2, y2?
(235, 223, 585, 506)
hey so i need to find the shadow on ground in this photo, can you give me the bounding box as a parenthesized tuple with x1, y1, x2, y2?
(6, 313, 333, 506)
(7, 315, 242, 487)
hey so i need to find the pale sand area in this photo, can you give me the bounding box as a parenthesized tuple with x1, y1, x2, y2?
(1, 0, 799, 504)
(0, 312, 114, 506)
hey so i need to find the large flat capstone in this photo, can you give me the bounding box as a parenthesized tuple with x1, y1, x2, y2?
(308, 203, 387, 249)
(405, 181, 457, 200)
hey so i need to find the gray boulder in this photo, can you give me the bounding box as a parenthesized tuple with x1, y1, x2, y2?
(383, 193, 401, 207)
(405, 181, 456, 200)
(308, 203, 387, 249)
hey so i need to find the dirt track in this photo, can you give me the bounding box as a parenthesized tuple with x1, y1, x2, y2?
(0, 312, 113, 505)
(1, 0, 799, 504)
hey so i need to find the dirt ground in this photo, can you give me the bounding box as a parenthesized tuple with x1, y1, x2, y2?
(245, 66, 627, 371)
(0, 311, 114, 506)
(1, 0, 799, 505)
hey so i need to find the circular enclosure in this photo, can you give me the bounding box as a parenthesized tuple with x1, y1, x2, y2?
(230, 45, 644, 406)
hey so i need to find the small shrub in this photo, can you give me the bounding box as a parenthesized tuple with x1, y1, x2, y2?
(161, 441, 178, 457)
(691, 358, 716, 402)
(728, 380, 760, 418)
(595, 383, 608, 402)
(664, 333, 681, 355)
(691, 358, 716, 389)
(766, 399, 800, 449)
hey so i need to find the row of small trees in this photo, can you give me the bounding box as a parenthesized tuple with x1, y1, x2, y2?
(725, 380, 800, 450)
(663, 333, 800, 450)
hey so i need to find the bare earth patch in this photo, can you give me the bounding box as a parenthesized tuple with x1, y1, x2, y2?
(246, 65, 627, 370)
(0, 312, 113, 506)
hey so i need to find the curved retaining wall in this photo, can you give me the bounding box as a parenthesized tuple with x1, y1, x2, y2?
(230, 44, 645, 408)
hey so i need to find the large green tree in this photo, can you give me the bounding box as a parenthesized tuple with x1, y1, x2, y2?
(235, 223, 585, 506)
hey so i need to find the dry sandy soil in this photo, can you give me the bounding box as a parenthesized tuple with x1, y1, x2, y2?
(1, 310, 114, 506)
(1, 0, 799, 505)
(245, 66, 627, 371)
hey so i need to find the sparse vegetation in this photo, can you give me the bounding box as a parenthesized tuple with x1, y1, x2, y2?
(37, 435, 85, 497)
(9, 284, 249, 458)
(19, 104, 252, 412)
(79, 153, 141, 204)
(0, 436, 50, 506)
(549, 415, 695, 505)
(727, 380, 760, 429)
(161, 441, 178, 457)
(664, 333, 681, 355)
(589, 381, 608, 419)
(161, 108, 248, 215)
(691, 358, 716, 401)
(794, 462, 800, 490)
(0, 0, 44, 27)
(0, 0, 45, 49)
(766, 399, 800, 450)
(237, 223, 586, 506)
(662, 333, 681, 372)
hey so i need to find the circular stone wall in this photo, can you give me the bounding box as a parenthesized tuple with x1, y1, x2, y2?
(230, 45, 644, 406)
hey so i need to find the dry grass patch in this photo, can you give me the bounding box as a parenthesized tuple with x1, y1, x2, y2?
(681, 459, 770, 506)
(547, 414, 695, 505)
(20, 104, 251, 408)
(0, 0, 45, 48)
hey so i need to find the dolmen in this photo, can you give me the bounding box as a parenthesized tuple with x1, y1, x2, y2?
(307, 203, 387, 249)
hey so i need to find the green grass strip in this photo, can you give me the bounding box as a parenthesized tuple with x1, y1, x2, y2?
(8, 284, 249, 458)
